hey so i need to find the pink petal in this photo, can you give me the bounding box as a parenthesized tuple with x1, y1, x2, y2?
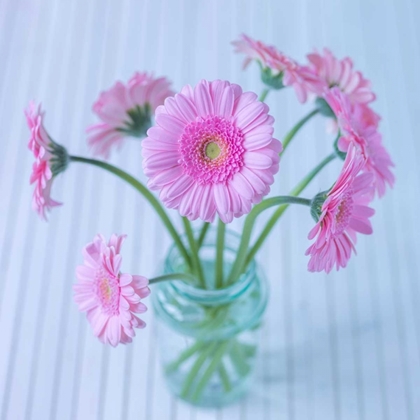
(156, 113, 185, 135)
(230, 172, 254, 200)
(166, 174, 195, 200)
(213, 183, 230, 215)
(243, 132, 273, 150)
(349, 218, 373, 234)
(243, 151, 273, 169)
(194, 80, 214, 116)
(235, 102, 264, 129)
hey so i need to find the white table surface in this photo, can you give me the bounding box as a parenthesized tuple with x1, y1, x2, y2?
(0, 0, 419, 419)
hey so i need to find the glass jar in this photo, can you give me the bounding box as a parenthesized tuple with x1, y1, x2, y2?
(152, 229, 269, 407)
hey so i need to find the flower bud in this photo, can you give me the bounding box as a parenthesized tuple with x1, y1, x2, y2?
(315, 97, 335, 117)
(260, 66, 285, 90)
(49, 139, 69, 176)
(310, 191, 328, 222)
(117, 103, 152, 138)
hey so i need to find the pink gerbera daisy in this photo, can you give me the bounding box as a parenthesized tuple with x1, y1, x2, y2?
(306, 48, 375, 104)
(74, 234, 150, 347)
(142, 80, 282, 223)
(26, 102, 68, 220)
(306, 146, 375, 273)
(325, 87, 395, 197)
(87, 72, 174, 159)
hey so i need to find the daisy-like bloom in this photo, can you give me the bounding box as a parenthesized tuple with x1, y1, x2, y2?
(325, 87, 395, 197)
(142, 80, 282, 223)
(306, 48, 375, 104)
(74, 234, 150, 347)
(87, 72, 174, 159)
(26, 102, 68, 220)
(306, 146, 375, 273)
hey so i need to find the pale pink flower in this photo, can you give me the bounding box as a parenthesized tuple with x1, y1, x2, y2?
(232, 34, 321, 102)
(26, 102, 66, 220)
(306, 48, 375, 104)
(74, 234, 150, 347)
(306, 146, 375, 273)
(142, 80, 282, 223)
(325, 87, 395, 197)
(87, 72, 174, 159)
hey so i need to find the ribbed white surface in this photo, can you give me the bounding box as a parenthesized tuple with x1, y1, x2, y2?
(0, 0, 419, 419)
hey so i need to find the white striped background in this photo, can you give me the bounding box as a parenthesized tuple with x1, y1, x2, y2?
(0, 0, 419, 419)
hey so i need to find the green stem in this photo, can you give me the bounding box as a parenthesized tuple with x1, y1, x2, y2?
(229, 341, 251, 377)
(191, 341, 230, 402)
(182, 217, 205, 287)
(195, 305, 229, 333)
(259, 88, 270, 102)
(246, 152, 337, 264)
(70, 156, 191, 267)
(180, 342, 217, 399)
(227, 196, 312, 285)
(240, 342, 257, 358)
(218, 363, 232, 392)
(197, 222, 210, 250)
(165, 340, 205, 373)
(149, 272, 197, 285)
(281, 109, 319, 153)
(215, 219, 225, 288)
(333, 132, 346, 160)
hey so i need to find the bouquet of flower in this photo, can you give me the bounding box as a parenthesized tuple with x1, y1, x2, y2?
(25, 34, 394, 406)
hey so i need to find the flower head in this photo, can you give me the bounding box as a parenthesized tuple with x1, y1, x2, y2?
(325, 87, 395, 197)
(74, 234, 150, 347)
(142, 80, 281, 223)
(306, 146, 375, 273)
(306, 48, 375, 104)
(26, 102, 68, 220)
(87, 72, 174, 159)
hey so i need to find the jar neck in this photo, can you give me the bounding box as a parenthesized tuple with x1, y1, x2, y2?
(164, 228, 257, 305)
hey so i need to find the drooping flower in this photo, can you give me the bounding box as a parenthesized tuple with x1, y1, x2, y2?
(142, 80, 282, 223)
(26, 102, 68, 220)
(306, 146, 375, 273)
(306, 48, 375, 104)
(325, 87, 395, 197)
(232, 34, 321, 102)
(74, 234, 150, 347)
(87, 72, 174, 159)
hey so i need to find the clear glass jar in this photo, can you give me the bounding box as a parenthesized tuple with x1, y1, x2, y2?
(152, 229, 269, 407)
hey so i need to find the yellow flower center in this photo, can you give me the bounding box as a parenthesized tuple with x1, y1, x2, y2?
(205, 141, 221, 160)
(99, 278, 112, 302)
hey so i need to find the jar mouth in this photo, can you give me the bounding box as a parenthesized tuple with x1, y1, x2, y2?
(164, 228, 257, 305)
